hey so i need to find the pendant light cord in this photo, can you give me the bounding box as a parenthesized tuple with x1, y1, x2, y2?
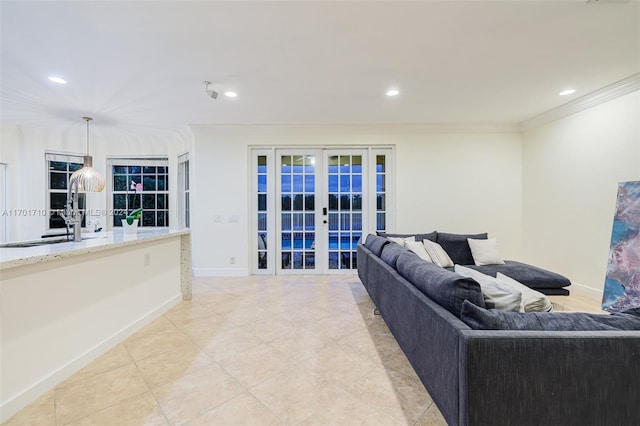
(83, 116, 93, 155)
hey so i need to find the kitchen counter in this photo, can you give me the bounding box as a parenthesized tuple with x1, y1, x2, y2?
(0, 228, 192, 421)
(1, 228, 188, 267)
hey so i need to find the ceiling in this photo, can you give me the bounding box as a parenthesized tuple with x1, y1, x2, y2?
(1, 0, 639, 137)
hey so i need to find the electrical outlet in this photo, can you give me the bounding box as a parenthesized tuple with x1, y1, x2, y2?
(230, 256, 236, 265)
(144, 253, 150, 266)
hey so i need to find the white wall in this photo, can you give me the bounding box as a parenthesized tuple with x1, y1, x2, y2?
(0, 124, 192, 241)
(190, 125, 523, 275)
(1, 237, 182, 421)
(522, 91, 640, 293)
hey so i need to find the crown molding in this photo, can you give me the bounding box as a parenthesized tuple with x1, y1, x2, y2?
(521, 73, 640, 130)
(189, 123, 521, 135)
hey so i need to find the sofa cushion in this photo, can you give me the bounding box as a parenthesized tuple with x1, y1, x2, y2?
(460, 300, 640, 331)
(467, 238, 505, 266)
(364, 234, 390, 257)
(396, 251, 485, 317)
(380, 242, 406, 269)
(465, 260, 571, 290)
(455, 265, 522, 311)
(496, 272, 553, 312)
(437, 232, 487, 265)
(387, 235, 415, 247)
(405, 240, 433, 262)
(377, 231, 437, 243)
(423, 240, 454, 267)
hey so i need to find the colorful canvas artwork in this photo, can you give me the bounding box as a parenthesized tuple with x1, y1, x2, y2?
(602, 181, 640, 313)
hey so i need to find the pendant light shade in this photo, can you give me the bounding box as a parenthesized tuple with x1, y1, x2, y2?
(70, 117, 105, 192)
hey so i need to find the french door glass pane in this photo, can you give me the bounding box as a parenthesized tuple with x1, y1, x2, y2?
(327, 154, 362, 270)
(257, 155, 268, 269)
(280, 155, 315, 270)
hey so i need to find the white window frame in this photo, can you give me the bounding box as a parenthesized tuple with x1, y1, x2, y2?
(106, 157, 170, 229)
(178, 153, 190, 229)
(251, 148, 276, 274)
(45, 152, 86, 232)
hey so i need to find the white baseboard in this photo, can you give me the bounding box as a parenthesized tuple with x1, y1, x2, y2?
(193, 267, 249, 277)
(569, 282, 604, 302)
(0, 294, 181, 423)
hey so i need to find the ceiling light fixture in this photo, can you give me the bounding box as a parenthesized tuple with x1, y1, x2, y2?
(48, 76, 67, 84)
(225, 91, 238, 98)
(203, 81, 218, 99)
(386, 89, 399, 97)
(558, 89, 576, 96)
(69, 117, 105, 192)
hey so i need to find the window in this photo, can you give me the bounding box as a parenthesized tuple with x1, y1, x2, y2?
(257, 154, 269, 270)
(178, 153, 190, 228)
(46, 153, 86, 230)
(108, 158, 169, 228)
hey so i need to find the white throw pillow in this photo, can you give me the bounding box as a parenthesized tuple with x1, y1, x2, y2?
(496, 272, 553, 313)
(387, 236, 415, 247)
(405, 240, 433, 263)
(467, 238, 506, 266)
(423, 240, 454, 268)
(454, 265, 522, 311)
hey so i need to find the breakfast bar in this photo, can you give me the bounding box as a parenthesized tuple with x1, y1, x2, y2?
(0, 229, 191, 421)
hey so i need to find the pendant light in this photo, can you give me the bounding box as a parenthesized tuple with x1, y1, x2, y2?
(70, 117, 105, 192)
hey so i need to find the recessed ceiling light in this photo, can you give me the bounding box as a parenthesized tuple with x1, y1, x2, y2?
(48, 76, 67, 84)
(225, 91, 238, 98)
(386, 89, 399, 97)
(558, 89, 576, 96)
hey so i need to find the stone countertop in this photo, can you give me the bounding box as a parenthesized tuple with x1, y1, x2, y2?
(0, 229, 191, 270)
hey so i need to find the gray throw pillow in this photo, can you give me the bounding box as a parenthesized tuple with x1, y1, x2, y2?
(436, 232, 487, 265)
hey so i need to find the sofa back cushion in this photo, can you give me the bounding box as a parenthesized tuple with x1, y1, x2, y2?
(437, 232, 487, 265)
(363, 234, 390, 257)
(460, 300, 640, 331)
(377, 231, 437, 243)
(380, 242, 406, 268)
(396, 251, 485, 317)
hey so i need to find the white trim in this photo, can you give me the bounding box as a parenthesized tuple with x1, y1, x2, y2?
(569, 281, 604, 302)
(193, 267, 250, 277)
(0, 294, 180, 423)
(521, 73, 640, 130)
(106, 157, 169, 167)
(198, 124, 521, 135)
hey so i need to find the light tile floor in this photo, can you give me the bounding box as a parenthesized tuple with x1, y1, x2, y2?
(4, 276, 604, 426)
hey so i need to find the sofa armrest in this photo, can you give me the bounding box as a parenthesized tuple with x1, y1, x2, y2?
(458, 330, 640, 426)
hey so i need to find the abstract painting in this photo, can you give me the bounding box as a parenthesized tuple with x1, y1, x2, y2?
(602, 181, 640, 313)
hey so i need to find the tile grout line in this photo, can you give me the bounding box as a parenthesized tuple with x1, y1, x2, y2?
(122, 342, 174, 426)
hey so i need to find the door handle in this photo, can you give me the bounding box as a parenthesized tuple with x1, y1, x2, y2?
(322, 207, 327, 215)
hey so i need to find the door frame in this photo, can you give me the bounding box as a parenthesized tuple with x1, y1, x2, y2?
(250, 146, 394, 275)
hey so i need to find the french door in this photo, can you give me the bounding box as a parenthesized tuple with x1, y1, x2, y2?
(252, 147, 392, 275)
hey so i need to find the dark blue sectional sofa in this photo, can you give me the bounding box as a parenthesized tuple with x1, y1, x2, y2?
(357, 234, 640, 426)
(379, 231, 572, 295)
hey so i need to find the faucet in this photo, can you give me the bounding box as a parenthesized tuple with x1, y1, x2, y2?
(60, 177, 82, 242)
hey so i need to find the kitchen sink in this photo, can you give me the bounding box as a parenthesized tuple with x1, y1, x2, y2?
(0, 238, 71, 248)
(0, 235, 106, 248)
